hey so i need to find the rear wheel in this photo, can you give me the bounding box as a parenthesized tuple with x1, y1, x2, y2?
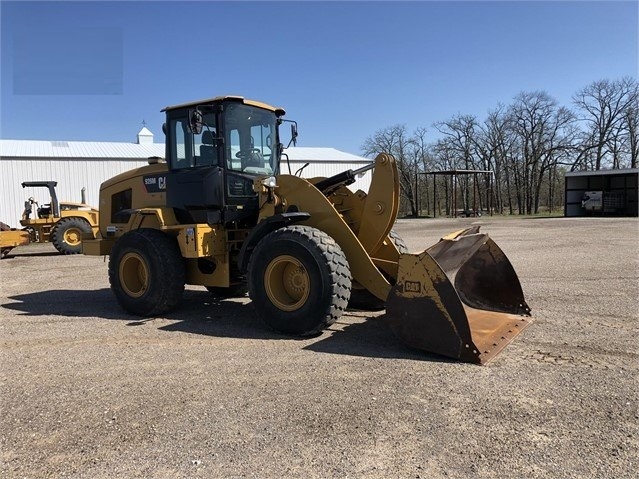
(247, 225, 351, 336)
(348, 229, 408, 311)
(109, 229, 185, 316)
(51, 217, 92, 254)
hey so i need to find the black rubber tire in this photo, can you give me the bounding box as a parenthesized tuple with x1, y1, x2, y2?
(108, 229, 185, 316)
(388, 229, 409, 254)
(51, 217, 92, 254)
(247, 225, 351, 336)
(348, 229, 408, 311)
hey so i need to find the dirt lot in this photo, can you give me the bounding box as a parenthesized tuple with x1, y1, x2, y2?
(1, 217, 637, 479)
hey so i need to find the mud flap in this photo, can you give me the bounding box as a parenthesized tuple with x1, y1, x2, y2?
(386, 227, 533, 364)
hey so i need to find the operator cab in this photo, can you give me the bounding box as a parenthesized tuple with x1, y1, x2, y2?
(163, 96, 287, 225)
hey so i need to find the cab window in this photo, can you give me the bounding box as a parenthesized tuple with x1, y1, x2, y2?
(169, 112, 218, 169)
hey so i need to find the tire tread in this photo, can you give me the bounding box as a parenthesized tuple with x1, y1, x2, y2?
(248, 225, 351, 335)
(51, 217, 92, 255)
(108, 229, 185, 316)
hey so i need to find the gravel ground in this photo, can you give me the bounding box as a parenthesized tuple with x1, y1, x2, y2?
(1, 217, 637, 479)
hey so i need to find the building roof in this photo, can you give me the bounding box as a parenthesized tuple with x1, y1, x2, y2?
(565, 168, 638, 177)
(0, 139, 164, 160)
(137, 127, 153, 137)
(284, 147, 370, 163)
(0, 140, 369, 163)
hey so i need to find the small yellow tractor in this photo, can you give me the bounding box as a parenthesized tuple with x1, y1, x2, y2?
(83, 96, 532, 364)
(20, 181, 99, 254)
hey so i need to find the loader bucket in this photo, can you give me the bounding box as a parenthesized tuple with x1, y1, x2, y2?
(386, 227, 532, 364)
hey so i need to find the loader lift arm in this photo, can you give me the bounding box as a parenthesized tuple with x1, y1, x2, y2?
(313, 162, 376, 196)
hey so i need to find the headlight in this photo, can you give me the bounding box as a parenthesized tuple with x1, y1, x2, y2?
(261, 176, 277, 188)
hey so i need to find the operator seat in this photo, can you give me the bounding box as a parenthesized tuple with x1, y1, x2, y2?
(38, 205, 52, 218)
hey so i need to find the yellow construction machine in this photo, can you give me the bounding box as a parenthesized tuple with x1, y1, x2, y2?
(0, 222, 30, 258)
(20, 181, 99, 254)
(83, 96, 532, 364)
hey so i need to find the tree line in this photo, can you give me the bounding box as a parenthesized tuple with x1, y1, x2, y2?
(361, 77, 638, 216)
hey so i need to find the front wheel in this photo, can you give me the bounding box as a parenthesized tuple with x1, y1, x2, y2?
(247, 226, 351, 336)
(51, 217, 92, 254)
(108, 229, 185, 316)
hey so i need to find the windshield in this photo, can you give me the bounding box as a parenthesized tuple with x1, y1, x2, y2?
(224, 103, 278, 176)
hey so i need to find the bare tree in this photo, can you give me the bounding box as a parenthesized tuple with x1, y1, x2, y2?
(508, 91, 574, 214)
(361, 124, 420, 216)
(624, 102, 639, 168)
(361, 77, 636, 217)
(407, 127, 431, 215)
(619, 84, 639, 168)
(433, 114, 480, 211)
(476, 105, 517, 214)
(431, 138, 458, 216)
(572, 77, 638, 170)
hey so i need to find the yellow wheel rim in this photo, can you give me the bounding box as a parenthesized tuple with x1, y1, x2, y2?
(264, 255, 310, 312)
(119, 252, 148, 298)
(63, 227, 82, 246)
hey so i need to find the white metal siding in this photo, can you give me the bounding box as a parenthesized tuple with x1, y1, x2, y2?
(0, 139, 164, 159)
(0, 158, 372, 226)
(284, 147, 373, 192)
(0, 158, 148, 226)
(0, 142, 375, 226)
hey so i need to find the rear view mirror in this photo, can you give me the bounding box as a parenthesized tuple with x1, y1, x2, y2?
(280, 119, 299, 149)
(189, 110, 203, 135)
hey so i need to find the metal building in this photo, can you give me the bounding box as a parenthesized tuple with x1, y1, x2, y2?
(564, 168, 638, 217)
(0, 129, 162, 226)
(0, 131, 372, 227)
(280, 147, 372, 192)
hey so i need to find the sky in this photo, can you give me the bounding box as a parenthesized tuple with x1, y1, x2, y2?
(1, 1, 637, 156)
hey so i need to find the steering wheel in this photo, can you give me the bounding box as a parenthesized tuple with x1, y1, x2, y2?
(235, 148, 262, 159)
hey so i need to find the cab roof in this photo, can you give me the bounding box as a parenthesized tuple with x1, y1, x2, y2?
(162, 95, 285, 116)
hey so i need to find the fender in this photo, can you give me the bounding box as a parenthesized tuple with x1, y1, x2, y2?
(237, 212, 310, 273)
(84, 207, 179, 257)
(124, 207, 179, 232)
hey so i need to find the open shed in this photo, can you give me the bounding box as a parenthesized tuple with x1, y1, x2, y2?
(564, 168, 638, 217)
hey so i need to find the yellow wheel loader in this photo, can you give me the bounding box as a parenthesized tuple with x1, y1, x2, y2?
(83, 96, 532, 364)
(20, 181, 99, 254)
